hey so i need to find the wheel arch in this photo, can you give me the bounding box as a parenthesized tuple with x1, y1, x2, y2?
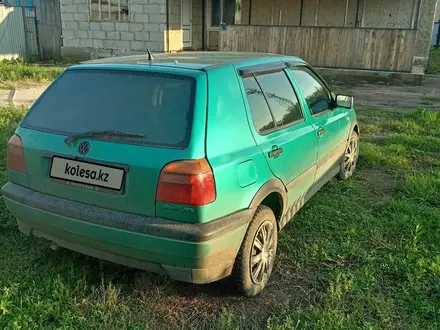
(249, 179, 287, 229)
(351, 120, 360, 137)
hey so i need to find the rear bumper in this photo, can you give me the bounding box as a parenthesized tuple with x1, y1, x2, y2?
(2, 183, 252, 284)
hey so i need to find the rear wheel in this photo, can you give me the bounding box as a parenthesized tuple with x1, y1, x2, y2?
(339, 130, 359, 180)
(231, 205, 277, 297)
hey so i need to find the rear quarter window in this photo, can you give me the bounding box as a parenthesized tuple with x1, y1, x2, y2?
(22, 69, 196, 149)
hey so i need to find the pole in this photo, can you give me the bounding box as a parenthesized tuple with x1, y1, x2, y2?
(202, 0, 205, 50)
(166, 0, 170, 51)
(436, 21, 440, 49)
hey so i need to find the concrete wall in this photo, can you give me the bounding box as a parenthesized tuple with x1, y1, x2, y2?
(241, 0, 356, 26)
(192, 0, 203, 49)
(61, 0, 167, 59)
(239, 0, 419, 28)
(318, 0, 357, 27)
(414, 0, 438, 70)
(241, 0, 250, 24)
(436, 1, 439, 21)
(362, 0, 414, 28)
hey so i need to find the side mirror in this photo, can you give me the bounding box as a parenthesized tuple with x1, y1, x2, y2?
(335, 95, 354, 109)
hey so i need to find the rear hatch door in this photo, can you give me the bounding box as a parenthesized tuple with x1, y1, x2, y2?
(16, 66, 206, 217)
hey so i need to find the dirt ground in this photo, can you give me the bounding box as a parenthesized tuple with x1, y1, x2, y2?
(1, 75, 439, 110)
(341, 75, 440, 110)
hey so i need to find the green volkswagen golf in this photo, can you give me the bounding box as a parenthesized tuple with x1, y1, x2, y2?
(2, 52, 359, 296)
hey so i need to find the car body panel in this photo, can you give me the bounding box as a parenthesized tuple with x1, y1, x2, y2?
(2, 183, 249, 284)
(234, 63, 318, 212)
(202, 64, 275, 221)
(3, 52, 358, 284)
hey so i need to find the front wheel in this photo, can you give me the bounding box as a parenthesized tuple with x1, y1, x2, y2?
(231, 205, 278, 297)
(339, 130, 359, 180)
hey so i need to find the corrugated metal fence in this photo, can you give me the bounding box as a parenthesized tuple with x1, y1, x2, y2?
(0, 6, 27, 60)
(4, 0, 62, 59)
(35, 0, 62, 59)
(23, 6, 40, 58)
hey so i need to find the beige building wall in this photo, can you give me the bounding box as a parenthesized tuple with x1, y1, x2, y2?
(167, 0, 183, 51)
(165, 0, 203, 51)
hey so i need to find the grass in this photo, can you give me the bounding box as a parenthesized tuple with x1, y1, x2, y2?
(0, 59, 64, 90)
(0, 105, 440, 329)
(426, 47, 440, 75)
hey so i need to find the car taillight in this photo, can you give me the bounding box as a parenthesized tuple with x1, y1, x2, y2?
(7, 134, 26, 173)
(156, 158, 216, 206)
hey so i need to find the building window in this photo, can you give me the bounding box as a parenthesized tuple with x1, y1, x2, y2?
(210, 0, 241, 26)
(90, 0, 129, 22)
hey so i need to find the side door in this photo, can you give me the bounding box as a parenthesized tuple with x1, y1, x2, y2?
(288, 65, 350, 182)
(239, 66, 318, 209)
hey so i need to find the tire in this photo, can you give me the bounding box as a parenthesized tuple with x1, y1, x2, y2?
(339, 130, 360, 180)
(231, 205, 278, 297)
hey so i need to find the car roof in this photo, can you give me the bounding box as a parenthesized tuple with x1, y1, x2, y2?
(74, 51, 306, 72)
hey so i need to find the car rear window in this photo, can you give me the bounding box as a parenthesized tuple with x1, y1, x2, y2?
(22, 69, 196, 149)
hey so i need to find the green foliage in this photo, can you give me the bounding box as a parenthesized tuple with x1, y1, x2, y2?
(426, 47, 440, 75)
(0, 60, 63, 84)
(388, 133, 440, 153)
(402, 171, 440, 206)
(360, 142, 410, 169)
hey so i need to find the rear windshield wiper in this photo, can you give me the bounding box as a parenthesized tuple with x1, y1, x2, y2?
(64, 130, 146, 147)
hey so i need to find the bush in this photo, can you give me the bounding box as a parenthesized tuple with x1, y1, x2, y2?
(0, 59, 63, 83)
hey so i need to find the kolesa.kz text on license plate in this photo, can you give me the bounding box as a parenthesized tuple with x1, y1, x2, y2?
(50, 157, 124, 190)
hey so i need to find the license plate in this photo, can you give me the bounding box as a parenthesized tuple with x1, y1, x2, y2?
(50, 157, 124, 190)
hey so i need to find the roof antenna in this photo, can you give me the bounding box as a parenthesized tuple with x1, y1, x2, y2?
(147, 48, 154, 65)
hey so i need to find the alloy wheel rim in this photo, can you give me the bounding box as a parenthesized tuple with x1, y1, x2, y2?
(344, 137, 359, 175)
(250, 221, 276, 284)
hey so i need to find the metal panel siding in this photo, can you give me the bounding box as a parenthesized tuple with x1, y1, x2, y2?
(6, 0, 62, 59)
(0, 6, 27, 60)
(22, 7, 39, 57)
(5, 0, 33, 7)
(35, 0, 62, 59)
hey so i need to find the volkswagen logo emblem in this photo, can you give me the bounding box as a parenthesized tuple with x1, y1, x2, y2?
(78, 141, 90, 155)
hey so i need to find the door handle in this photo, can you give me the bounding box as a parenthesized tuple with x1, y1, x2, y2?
(268, 147, 283, 158)
(317, 128, 326, 136)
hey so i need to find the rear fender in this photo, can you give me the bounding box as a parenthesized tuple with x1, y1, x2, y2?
(249, 178, 288, 224)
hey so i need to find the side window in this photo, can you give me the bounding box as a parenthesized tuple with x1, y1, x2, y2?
(255, 71, 303, 127)
(290, 67, 331, 115)
(243, 76, 275, 133)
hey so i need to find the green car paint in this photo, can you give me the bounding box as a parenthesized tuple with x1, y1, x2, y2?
(2, 52, 358, 285)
